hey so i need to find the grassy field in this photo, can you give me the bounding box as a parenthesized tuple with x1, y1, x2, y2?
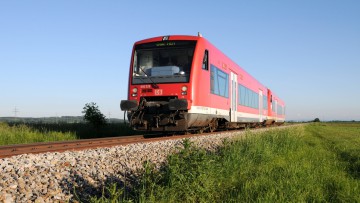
(0, 122, 136, 146)
(89, 123, 360, 202)
(25, 122, 137, 139)
(0, 122, 77, 145)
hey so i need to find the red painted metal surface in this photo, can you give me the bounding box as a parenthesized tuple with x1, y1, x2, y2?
(123, 35, 286, 131)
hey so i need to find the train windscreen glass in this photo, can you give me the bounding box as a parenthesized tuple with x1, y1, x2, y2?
(132, 41, 196, 84)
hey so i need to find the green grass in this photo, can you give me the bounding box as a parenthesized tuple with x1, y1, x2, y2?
(88, 123, 360, 202)
(0, 122, 77, 145)
(25, 122, 137, 139)
(0, 122, 137, 146)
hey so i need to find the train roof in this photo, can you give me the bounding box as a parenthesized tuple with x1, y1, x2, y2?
(133, 35, 283, 102)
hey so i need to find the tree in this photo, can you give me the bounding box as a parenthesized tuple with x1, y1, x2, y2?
(313, 118, 321, 122)
(82, 102, 107, 127)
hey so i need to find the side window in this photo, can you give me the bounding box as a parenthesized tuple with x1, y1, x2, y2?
(210, 65, 229, 98)
(238, 84, 260, 109)
(272, 99, 275, 112)
(263, 96, 267, 110)
(202, 50, 209, 70)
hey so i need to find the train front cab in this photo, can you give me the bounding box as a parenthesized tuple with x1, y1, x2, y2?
(120, 36, 200, 131)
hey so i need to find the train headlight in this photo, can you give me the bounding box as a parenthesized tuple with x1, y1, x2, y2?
(131, 87, 137, 97)
(181, 86, 187, 95)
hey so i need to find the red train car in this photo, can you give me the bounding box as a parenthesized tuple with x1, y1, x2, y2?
(121, 34, 285, 132)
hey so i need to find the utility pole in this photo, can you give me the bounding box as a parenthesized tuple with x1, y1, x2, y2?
(13, 107, 19, 117)
(108, 112, 111, 123)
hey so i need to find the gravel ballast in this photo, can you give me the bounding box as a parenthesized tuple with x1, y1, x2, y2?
(0, 128, 285, 202)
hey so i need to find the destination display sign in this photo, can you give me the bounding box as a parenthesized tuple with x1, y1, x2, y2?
(136, 40, 196, 50)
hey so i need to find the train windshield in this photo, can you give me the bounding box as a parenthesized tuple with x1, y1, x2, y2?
(132, 40, 196, 84)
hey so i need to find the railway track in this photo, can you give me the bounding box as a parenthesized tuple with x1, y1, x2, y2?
(0, 135, 146, 159)
(0, 124, 297, 159)
(0, 132, 215, 159)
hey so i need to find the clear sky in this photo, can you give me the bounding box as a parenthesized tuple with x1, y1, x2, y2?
(1, 1, 359, 121)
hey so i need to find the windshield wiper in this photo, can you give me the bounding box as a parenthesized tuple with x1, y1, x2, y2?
(139, 68, 159, 88)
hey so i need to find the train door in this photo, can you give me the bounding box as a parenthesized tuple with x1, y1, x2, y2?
(259, 90, 263, 122)
(275, 99, 278, 122)
(268, 89, 272, 117)
(230, 72, 237, 122)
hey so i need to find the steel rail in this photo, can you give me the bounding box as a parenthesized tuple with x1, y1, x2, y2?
(0, 135, 145, 158)
(0, 124, 299, 159)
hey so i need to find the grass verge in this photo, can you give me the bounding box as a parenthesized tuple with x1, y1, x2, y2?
(88, 123, 360, 202)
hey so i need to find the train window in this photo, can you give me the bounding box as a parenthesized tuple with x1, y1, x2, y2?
(132, 40, 196, 84)
(263, 95, 268, 110)
(246, 89, 250, 107)
(272, 100, 275, 112)
(255, 93, 259, 109)
(238, 84, 260, 109)
(239, 85, 246, 105)
(210, 65, 229, 98)
(202, 50, 209, 70)
(277, 104, 283, 115)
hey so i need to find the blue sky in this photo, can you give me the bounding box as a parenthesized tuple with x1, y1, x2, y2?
(0, 1, 359, 121)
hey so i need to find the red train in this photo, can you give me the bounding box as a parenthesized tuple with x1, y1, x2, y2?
(121, 34, 285, 132)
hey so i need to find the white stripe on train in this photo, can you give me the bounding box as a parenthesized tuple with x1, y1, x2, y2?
(189, 105, 285, 122)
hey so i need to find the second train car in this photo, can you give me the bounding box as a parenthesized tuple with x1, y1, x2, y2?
(121, 34, 285, 132)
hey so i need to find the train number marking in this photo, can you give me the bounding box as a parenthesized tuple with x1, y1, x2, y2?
(155, 89, 163, 95)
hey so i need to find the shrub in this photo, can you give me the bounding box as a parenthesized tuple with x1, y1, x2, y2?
(82, 102, 107, 127)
